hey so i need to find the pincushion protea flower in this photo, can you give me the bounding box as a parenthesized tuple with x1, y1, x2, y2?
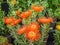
(11, 18, 21, 26)
(16, 26, 27, 35)
(16, 22, 40, 35)
(15, 10, 20, 16)
(3, 17, 21, 26)
(26, 22, 40, 31)
(20, 10, 32, 19)
(38, 17, 53, 24)
(31, 5, 44, 12)
(16, 22, 41, 42)
(3, 17, 15, 25)
(24, 30, 40, 42)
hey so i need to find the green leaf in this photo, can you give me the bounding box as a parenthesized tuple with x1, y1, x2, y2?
(54, 8, 60, 19)
(52, 0, 59, 5)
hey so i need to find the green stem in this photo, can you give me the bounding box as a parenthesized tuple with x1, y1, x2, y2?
(29, 42, 33, 45)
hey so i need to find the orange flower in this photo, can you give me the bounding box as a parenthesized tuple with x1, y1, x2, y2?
(3, 17, 15, 25)
(27, 22, 40, 32)
(20, 10, 32, 19)
(24, 30, 40, 41)
(11, 18, 21, 26)
(3, 17, 21, 26)
(38, 17, 53, 24)
(3, 17, 7, 24)
(15, 10, 20, 16)
(31, 5, 44, 12)
(31, 5, 35, 10)
(16, 26, 27, 35)
(6, 17, 15, 23)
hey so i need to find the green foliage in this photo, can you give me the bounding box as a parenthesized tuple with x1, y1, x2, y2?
(54, 30, 60, 45)
(0, 36, 8, 44)
(54, 8, 60, 19)
(0, 7, 9, 36)
(47, 0, 60, 19)
(56, 21, 60, 25)
(52, 0, 59, 5)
